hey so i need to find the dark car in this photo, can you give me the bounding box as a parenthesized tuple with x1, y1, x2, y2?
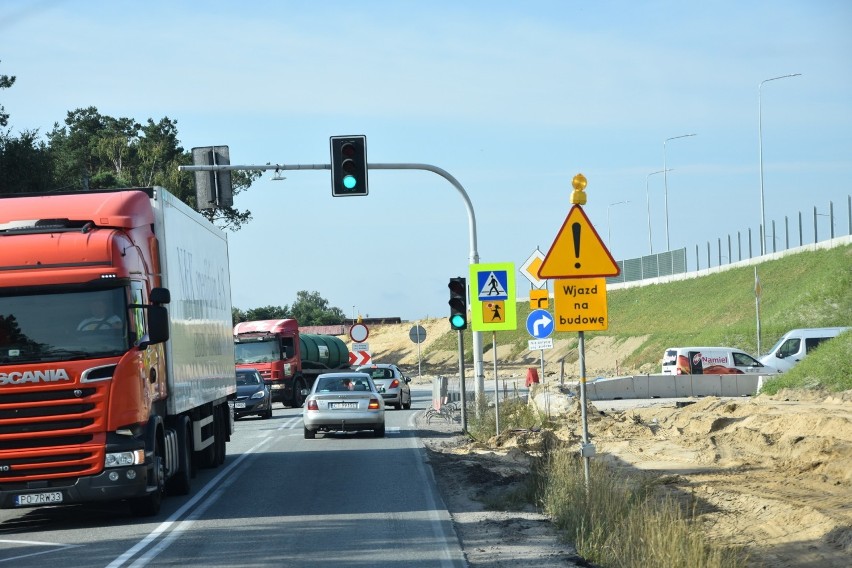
(231, 368, 273, 419)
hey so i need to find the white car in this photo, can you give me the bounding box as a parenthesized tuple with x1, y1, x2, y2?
(356, 363, 412, 410)
(302, 372, 385, 439)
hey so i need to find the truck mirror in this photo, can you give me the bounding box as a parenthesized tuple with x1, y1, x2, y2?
(146, 305, 170, 344)
(150, 287, 171, 304)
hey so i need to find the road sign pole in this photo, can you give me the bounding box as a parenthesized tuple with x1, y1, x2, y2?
(417, 330, 422, 378)
(578, 331, 591, 487)
(458, 330, 467, 433)
(492, 331, 499, 436)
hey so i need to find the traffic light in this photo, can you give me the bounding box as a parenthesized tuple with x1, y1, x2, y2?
(330, 135, 368, 196)
(448, 277, 468, 330)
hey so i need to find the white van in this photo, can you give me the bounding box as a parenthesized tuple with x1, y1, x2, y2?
(661, 347, 779, 375)
(759, 327, 850, 373)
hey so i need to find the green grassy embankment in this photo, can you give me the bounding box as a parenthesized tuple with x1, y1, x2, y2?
(428, 244, 852, 391)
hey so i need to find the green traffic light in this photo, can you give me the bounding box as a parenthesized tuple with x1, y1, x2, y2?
(343, 175, 357, 189)
(450, 314, 466, 329)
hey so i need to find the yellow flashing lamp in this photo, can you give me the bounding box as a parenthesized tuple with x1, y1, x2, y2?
(571, 173, 587, 205)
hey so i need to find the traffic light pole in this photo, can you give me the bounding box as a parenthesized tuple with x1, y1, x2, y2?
(179, 161, 487, 401)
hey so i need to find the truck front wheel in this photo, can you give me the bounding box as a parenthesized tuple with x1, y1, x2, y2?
(166, 417, 192, 496)
(292, 379, 306, 408)
(130, 436, 164, 516)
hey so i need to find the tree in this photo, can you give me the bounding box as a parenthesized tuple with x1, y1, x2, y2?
(0, 130, 53, 193)
(245, 305, 290, 321)
(289, 291, 345, 326)
(0, 60, 14, 128)
(233, 292, 345, 326)
(0, 71, 259, 229)
(45, 107, 259, 229)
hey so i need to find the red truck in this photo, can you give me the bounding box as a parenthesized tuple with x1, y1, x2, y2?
(0, 187, 236, 516)
(233, 319, 350, 407)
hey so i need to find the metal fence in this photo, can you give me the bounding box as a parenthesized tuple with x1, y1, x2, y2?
(608, 195, 851, 283)
(607, 248, 687, 284)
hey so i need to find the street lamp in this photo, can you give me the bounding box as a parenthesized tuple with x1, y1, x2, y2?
(607, 200, 630, 252)
(663, 133, 697, 251)
(759, 73, 801, 255)
(646, 169, 672, 255)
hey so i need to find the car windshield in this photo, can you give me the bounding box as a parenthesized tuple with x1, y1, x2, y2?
(0, 288, 130, 364)
(237, 372, 261, 386)
(364, 368, 394, 379)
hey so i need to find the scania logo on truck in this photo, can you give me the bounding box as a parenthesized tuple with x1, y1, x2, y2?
(0, 369, 71, 385)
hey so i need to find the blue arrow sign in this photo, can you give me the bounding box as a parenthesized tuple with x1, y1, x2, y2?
(526, 309, 554, 339)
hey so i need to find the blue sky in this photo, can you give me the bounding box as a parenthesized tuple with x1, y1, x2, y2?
(2, 1, 851, 322)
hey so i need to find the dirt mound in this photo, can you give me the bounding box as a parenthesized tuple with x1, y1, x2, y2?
(572, 394, 852, 567)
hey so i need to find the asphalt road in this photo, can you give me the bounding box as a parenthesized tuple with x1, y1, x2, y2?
(0, 389, 465, 567)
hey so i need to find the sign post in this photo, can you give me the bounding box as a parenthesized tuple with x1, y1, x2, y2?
(409, 324, 427, 378)
(536, 173, 620, 486)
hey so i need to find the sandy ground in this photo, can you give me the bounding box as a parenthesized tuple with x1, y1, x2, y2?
(370, 321, 852, 567)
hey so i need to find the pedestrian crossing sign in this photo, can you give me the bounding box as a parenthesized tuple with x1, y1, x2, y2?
(469, 262, 517, 331)
(477, 270, 508, 301)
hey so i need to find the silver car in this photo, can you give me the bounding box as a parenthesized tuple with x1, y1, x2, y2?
(356, 363, 412, 410)
(302, 372, 385, 439)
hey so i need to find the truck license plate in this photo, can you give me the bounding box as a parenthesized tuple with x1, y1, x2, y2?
(16, 492, 63, 506)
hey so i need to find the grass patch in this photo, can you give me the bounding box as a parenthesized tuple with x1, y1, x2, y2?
(466, 396, 551, 442)
(536, 444, 748, 568)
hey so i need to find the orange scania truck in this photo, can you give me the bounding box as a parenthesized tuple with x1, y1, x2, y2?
(0, 187, 236, 516)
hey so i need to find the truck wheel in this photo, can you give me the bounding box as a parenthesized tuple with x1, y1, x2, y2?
(166, 418, 192, 496)
(130, 437, 164, 516)
(304, 426, 316, 439)
(292, 379, 306, 408)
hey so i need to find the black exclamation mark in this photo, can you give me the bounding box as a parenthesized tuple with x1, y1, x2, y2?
(572, 222, 581, 269)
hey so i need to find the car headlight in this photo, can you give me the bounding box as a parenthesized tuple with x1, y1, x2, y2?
(105, 449, 145, 468)
(251, 390, 267, 399)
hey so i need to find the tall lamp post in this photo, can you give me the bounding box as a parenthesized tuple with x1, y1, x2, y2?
(663, 133, 697, 252)
(759, 73, 801, 255)
(646, 169, 672, 255)
(607, 200, 630, 254)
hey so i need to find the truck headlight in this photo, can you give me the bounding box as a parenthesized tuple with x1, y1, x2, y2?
(105, 449, 145, 468)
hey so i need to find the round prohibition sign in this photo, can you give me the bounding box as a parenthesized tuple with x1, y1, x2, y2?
(349, 323, 369, 343)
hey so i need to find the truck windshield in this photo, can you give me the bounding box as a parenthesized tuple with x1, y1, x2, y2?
(234, 339, 281, 364)
(0, 289, 129, 364)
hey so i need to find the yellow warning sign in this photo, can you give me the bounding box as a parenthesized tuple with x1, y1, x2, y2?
(553, 278, 608, 331)
(529, 289, 549, 310)
(538, 205, 620, 278)
(481, 300, 506, 323)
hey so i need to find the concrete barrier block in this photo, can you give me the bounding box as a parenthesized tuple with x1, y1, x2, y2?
(647, 374, 678, 398)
